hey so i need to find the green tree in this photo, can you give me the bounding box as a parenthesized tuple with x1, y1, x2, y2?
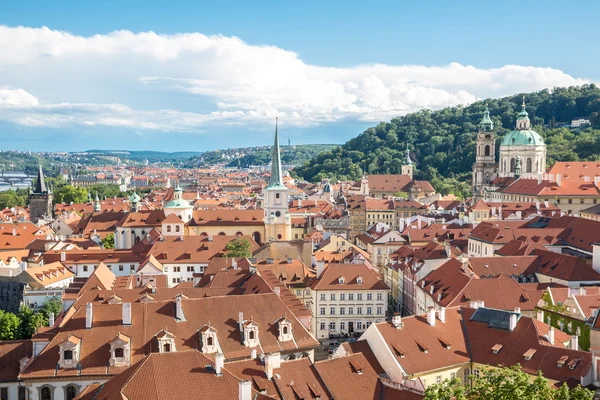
(424, 365, 593, 400)
(101, 233, 115, 249)
(0, 189, 27, 209)
(0, 310, 21, 340)
(18, 304, 46, 339)
(224, 238, 252, 258)
(39, 297, 63, 321)
(53, 185, 89, 204)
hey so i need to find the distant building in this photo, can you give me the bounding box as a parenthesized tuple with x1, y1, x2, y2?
(571, 118, 591, 128)
(28, 166, 53, 223)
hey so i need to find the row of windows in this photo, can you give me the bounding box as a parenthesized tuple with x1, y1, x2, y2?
(319, 321, 373, 331)
(165, 266, 206, 273)
(320, 306, 383, 315)
(320, 293, 382, 301)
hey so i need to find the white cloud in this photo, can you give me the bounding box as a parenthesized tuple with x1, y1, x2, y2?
(0, 25, 593, 132)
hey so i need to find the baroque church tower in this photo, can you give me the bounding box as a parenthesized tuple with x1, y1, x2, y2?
(29, 165, 53, 223)
(472, 106, 497, 198)
(263, 118, 291, 241)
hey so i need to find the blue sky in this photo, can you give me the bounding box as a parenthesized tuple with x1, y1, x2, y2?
(0, 0, 598, 152)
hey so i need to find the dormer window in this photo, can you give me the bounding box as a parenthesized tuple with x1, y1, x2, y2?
(242, 319, 260, 348)
(167, 226, 172, 233)
(357, 276, 363, 284)
(156, 329, 176, 353)
(199, 324, 219, 354)
(338, 276, 345, 284)
(58, 335, 81, 369)
(110, 333, 131, 367)
(276, 317, 293, 342)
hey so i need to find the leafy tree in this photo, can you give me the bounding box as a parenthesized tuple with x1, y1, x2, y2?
(18, 304, 46, 339)
(0, 310, 21, 340)
(39, 297, 63, 321)
(224, 238, 252, 258)
(88, 184, 122, 199)
(0, 189, 27, 209)
(424, 364, 593, 400)
(53, 185, 89, 204)
(102, 233, 115, 249)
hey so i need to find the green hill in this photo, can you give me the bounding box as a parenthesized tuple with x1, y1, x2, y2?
(293, 84, 600, 197)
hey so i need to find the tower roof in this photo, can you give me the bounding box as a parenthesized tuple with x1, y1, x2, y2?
(480, 105, 494, 131)
(34, 165, 48, 194)
(267, 118, 286, 190)
(404, 143, 413, 166)
(517, 97, 529, 120)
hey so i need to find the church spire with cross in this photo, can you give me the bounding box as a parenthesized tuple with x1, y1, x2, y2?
(267, 117, 284, 189)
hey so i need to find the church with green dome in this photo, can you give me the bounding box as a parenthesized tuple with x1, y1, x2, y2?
(498, 99, 547, 179)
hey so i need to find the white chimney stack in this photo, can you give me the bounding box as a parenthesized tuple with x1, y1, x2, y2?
(571, 335, 579, 351)
(316, 261, 325, 278)
(251, 349, 257, 359)
(548, 327, 555, 345)
(556, 174, 562, 186)
(239, 380, 252, 400)
(264, 352, 281, 380)
(273, 286, 281, 297)
(123, 302, 132, 325)
(60, 251, 66, 262)
(514, 307, 521, 314)
(232, 259, 238, 270)
(85, 303, 93, 329)
(537, 173, 542, 185)
(48, 312, 55, 327)
(509, 314, 517, 331)
(175, 295, 186, 321)
(238, 312, 244, 331)
(215, 352, 224, 376)
(392, 313, 402, 329)
(12, 228, 16, 236)
(439, 307, 446, 323)
(427, 307, 436, 326)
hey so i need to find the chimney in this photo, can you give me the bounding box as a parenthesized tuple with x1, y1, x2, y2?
(12, 228, 16, 236)
(238, 312, 244, 331)
(175, 295, 186, 321)
(439, 307, 446, 323)
(571, 335, 579, 351)
(537, 173, 542, 185)
(514, 306, 521, 314)
(232, 259, 238, 270)
(470, 300, 479, 309)
(392, 313, 402, 329)
(544, 200, 549, 208)
(317, 261, 325, 278)
(427, 307, 436, 326)
(548, 327, 555, 345)
(478, 300, 485, 308)
(48, 312, 55, 327)
(215, 352, 224, 376)
(556, 174, 562, 186)
(298, 199, 302, 207)
(123, 302, 132, 325)
(273, 286, 281, 297)
(417, 218, 422, 229)
(536, 310, 544, 322)
(60, 251, 66, 262)
(535, 201, 540, 211)
(509, 314, 517, 331)
(239, 380, 252, 400)
(86, 303, 93, 329)
(264, 352, 281, 380)
(251, 349, 257, 359)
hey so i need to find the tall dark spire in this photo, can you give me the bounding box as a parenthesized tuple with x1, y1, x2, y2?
(267, 117, 284, 189)
(34, 165, 47, 194)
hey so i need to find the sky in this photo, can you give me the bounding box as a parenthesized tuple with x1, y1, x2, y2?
(1, 0, 599, 152)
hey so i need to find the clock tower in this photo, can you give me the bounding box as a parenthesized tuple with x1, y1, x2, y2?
(263, 118, 291, 241)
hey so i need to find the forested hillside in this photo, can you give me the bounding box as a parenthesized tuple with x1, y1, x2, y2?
(293, 85, 600, 197)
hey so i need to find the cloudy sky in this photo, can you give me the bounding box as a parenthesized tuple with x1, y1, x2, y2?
(1, 0, 599, 152)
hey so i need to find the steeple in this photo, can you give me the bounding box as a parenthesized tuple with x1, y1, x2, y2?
(480, 104, 494, 131)
(93, 192, 101, 212)
(516, 96, 531, 130)
(404, 143, 413, 166)
(34, 165, 47, 194)
(267, 118, 284, 189)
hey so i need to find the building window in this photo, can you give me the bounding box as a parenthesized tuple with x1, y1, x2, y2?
(357, 294, 363, 301)
(115, 348, 124, 358)
(320, 307, 326, 315)
(0, 388, 7, 400)
(320, 322, 326, 331)
(164, 343, 171, 352)
(340, 294, 345, 301)
(340, 321, 346, 330)
(330, 294, 336, 301)
(340, 307, 345, 315)
(356, 322, 362, 330)
(64, 350, 73, 360)
(173, 266, 181, 272)
(330, 307, 336, 315)
(119, 265, 124, 271)
(451, 372, 456, 380)
(187, 266, 194, 272)
(130, 264, 135, 271)
(377, 293, 383, 301)
(65, 385, 78, 400)
(463, 368, 471, 384)
(436, 375, 442, 384)
(377, 306, 383, 314)
(40, 387, 53, 400)
(357, 307, 363, 315)
(167, 226, 172, 233)
(83, 266, 88, 272)
(367, 293, 372, 301)
(329, 322, 336, 330)
(568, 199, 573, 204)
(320, 294, 326, 301)
(367, 307, 372, 315)
(349, 307, 354, 315)
(348, 294, 354, 301)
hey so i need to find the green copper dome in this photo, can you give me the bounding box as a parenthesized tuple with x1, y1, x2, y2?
(164, 198, 192, 208)
(501, 129, 544, 146)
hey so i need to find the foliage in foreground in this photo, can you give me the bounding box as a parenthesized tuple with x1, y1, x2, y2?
(424, 364, 593, 400)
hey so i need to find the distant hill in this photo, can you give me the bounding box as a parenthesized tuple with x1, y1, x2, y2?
(186, 144, 339, 168)
(81, 150, 203, 162)
(293, 84, 600, 198)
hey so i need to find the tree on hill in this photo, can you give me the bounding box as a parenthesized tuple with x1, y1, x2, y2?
(0, 189, 28, 209)
(293, 84, 600, 198)
(424, 364, 593, 400)
(224, 238, 252, 258)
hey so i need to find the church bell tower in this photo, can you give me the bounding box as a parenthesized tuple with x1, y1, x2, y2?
(29, 165, 53, 223)
(263, 118, 291, 241)
(472, 105, 497, 199)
